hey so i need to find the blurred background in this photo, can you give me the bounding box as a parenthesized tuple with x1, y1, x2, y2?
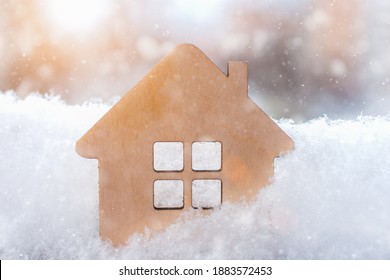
(0, 0, 389, 120)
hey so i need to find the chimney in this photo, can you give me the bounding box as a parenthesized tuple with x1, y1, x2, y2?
(228, 61, 248, 97)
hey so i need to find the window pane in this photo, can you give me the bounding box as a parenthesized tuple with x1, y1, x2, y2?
(154, 180, 184, 209)
(153, 142, 184, 171)
(192, 141, 222, 171)
(192, 179, 221, 208)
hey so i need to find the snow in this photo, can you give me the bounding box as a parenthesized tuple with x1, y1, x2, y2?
(1, 92, 390, 259)
(153, 142, 184, 171)
(330, 59, 348, 78)
(303, 9, 330, 31)
(192, 179, 222, 209)
(192, 141, 222, 171)
(154, 180, 184, 209)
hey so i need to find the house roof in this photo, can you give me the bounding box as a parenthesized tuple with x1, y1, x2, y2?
(76, 44, 293, 159)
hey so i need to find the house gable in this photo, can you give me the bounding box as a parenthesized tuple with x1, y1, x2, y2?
(76, 44, 292, 159)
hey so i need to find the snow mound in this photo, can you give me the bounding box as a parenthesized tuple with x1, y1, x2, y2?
(1, 92, 390, 259)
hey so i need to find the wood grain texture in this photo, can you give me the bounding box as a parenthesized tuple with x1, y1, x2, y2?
(76, 44, 294, 245)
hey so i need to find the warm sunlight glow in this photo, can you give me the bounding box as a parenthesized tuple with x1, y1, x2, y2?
(45, 0, 109, 33)
(175, 0, 222, 21)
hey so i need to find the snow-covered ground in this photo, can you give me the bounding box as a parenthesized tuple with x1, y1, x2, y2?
(1, 92, 390, 259)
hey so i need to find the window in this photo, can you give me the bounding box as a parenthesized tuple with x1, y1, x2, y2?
(153, 141, 222, 209)
(154, 180, 184, 209)
(191, 179, 221, 209)
(192, 142, 221, 171)
(153, 142, 184, 171)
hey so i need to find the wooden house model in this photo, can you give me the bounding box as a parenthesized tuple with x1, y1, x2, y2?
(76, 44, 294, 245)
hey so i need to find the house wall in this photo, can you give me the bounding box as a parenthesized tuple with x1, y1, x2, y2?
(83, 46, 293, 244)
